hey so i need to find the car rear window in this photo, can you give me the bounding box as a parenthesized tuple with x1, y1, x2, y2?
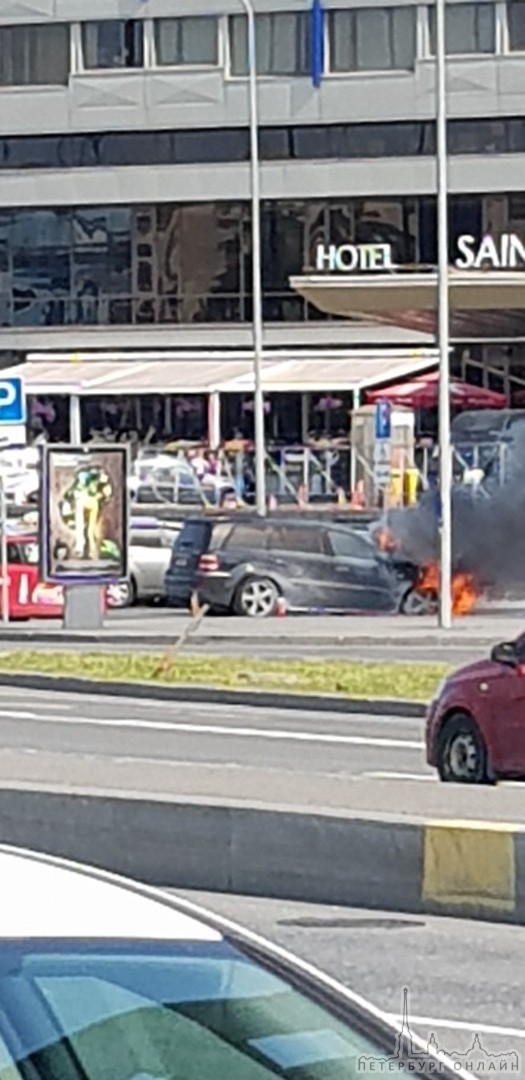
(175, 521, 213, 553)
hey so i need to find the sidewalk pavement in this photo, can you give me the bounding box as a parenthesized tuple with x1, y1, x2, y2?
(0, 608, 521, 646)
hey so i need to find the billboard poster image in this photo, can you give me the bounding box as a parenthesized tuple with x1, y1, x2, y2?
(41, 445, 128, 583)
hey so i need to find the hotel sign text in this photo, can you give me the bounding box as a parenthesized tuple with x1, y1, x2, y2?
(316, 233, 525, 273)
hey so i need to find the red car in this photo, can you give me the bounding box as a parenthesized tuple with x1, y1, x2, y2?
(4, 533, 64, 619)
(426, 636, 525, 784)
(4, 532, 116, 620)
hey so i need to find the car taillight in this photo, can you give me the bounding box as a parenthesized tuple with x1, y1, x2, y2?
(198, 553, 220, 573)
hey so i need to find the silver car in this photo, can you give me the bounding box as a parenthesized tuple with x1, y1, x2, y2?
(111, 522, 180, 607)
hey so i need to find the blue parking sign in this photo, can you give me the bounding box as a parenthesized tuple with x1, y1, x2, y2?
(375, 400, 391, 440)
(0, 377, 25, 425)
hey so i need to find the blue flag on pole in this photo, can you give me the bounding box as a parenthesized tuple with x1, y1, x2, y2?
(311, 0, 324, 88)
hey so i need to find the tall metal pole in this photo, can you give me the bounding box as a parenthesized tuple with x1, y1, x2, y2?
(436, 0, 452, 627)
(240, 0, 266, 515)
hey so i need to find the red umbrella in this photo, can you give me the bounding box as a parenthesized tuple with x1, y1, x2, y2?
(366, 371, 507, 410)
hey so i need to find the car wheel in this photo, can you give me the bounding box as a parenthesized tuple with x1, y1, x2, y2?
(400, 587, 437, 616)
(233, 576, 279, 618)
(436, 713, 493, 784)
(110, 578, 137, 609)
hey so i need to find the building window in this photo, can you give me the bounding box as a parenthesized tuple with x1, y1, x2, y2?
(154, 17, 218, 66)
(508, 1, 525, 48)
(0, 23, 69, 86)
(81, 21, 144, 69)
(229, 12, 311, 76)
(428, 3, 495, 54)
(328, 7, 416, 71)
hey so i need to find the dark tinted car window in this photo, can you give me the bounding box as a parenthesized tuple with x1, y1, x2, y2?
(175, 521, 213, 552)
(6, 542, 21, 564)
(329, 530, 374, 559)
(224, 523, 268, 550)
(269, 524, 325, 554)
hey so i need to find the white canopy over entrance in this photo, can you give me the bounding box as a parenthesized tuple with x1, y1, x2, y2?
(4, 349, 438, 396)
(290, 269, 525, 318)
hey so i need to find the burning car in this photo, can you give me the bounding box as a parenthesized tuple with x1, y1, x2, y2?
(371, 523, 481, 617)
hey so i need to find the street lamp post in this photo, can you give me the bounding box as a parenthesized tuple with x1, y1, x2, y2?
(436, 0, 452, 628)
(240, 0, 266, 515)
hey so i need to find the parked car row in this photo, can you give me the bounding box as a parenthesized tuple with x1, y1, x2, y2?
(0, 512, 419, 619)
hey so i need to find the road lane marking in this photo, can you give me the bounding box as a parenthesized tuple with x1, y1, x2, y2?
(389, 1016, 525, 1039)
(0, 711, 424, 749)
(363, 771, 436, 781)
(0, 709, 40, 719)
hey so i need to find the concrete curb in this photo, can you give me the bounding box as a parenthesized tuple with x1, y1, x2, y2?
(0, 787, 523, 924)
(0, 670, 426, 717)
(0, 630, 498, 648)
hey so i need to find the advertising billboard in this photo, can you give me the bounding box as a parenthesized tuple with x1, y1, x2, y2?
(40, 445, 129, 584)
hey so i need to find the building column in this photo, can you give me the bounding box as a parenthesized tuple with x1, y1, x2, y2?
(70, 394, 82, 445)
(208, 391, 221, 450)
(301, 392, 309, 443)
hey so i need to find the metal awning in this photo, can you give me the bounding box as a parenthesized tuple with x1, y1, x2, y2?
(290, 270, 525, 317)
(3, 349, 438, 397)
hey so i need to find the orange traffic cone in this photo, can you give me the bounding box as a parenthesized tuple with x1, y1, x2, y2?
(275, 596, 287, 617)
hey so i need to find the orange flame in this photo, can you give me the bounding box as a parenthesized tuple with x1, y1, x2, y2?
(418, 561, 479, 617)
(374, 527, 399, 553)
(451, 572, 479, 617)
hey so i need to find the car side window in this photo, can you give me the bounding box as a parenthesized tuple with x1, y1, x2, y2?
(328, 530, 373, 559)
(130, 531, 163, 549)
(268, 526, 324, 554)
(223, 524, 268, 550)
(209, 523, 234, 550)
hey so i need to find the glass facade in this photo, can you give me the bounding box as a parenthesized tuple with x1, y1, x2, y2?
(2, 116, 525, 172)
(0, 194, 518, 328)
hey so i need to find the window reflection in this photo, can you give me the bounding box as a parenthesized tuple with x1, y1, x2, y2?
(0, 195, 516, 328)
(0, 119, 523, 170)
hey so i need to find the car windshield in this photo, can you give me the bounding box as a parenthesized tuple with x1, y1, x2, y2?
(7, 540, 39, 565)
(0, 938, 409, 1080)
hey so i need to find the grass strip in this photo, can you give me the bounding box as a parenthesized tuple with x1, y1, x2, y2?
(0, 651, 454, 702)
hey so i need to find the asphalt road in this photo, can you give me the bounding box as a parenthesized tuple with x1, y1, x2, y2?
(2, 685, 525, 821)
(174, 890, 525, 1069)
